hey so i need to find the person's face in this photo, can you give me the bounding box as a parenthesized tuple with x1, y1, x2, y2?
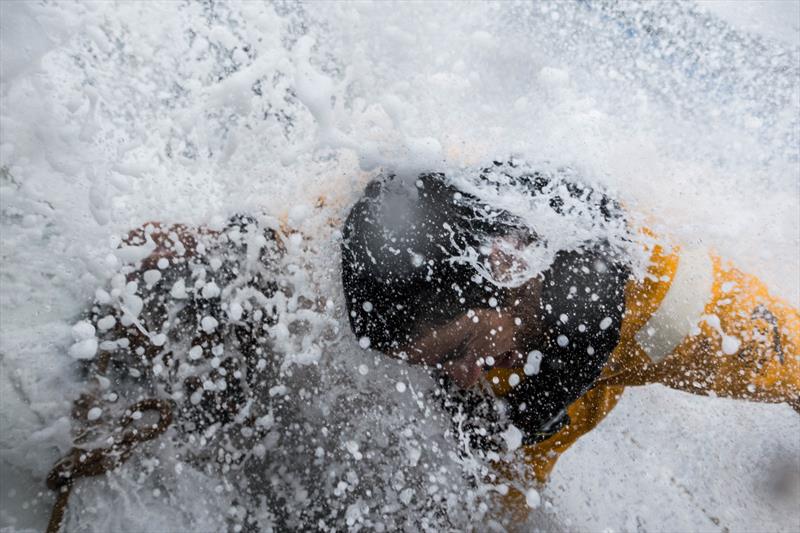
(395, 276, 542, 388)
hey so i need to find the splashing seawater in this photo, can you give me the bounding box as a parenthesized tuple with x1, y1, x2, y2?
(1, 1, 798, 532)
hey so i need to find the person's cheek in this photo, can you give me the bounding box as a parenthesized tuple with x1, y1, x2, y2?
(443, 352, 484, 388)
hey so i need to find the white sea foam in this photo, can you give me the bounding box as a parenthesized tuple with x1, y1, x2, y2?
(1, 2, 798, 532)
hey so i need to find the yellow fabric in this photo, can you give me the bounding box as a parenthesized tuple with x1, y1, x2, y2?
(486, 367, 519, 396)
(605, 254, 799, 401)
(493, 236, 799, 518)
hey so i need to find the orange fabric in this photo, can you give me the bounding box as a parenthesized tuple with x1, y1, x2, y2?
(606, 256, 800, 402)
(486, 367, 519, 396)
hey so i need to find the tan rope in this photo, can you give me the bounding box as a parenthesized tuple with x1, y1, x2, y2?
(46, 399, 173, 533)
(46, 486, 72, 533)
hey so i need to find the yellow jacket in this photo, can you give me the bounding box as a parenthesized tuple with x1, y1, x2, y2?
(487, 230, 799, 514)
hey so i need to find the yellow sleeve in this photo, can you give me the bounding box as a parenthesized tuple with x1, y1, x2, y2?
(627, 256, 800, 409)
(600, 239, 799, 410)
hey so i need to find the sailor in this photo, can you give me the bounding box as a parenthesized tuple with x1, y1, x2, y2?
(340, 162, 799, 515)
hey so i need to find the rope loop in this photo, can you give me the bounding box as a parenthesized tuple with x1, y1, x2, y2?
(118, 398, 175, 444)
(45, 398, 173, 533)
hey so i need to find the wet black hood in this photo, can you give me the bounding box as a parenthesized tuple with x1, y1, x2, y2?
(504, 244, 630, 443)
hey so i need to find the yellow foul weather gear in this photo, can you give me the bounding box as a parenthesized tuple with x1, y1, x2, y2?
(488, 231, 799, 485)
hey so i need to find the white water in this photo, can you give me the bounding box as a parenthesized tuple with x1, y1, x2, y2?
(1, 1, 798, 532)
